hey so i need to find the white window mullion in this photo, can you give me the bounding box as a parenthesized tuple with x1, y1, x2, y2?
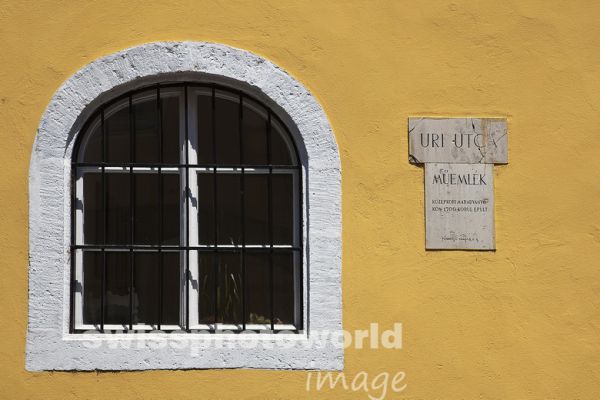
(176, 88, 189, 330)
(185, 88, 201, 329)
(74, 170, 85, 329)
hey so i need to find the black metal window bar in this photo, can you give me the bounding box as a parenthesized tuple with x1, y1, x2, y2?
(70, 82, 303, 333)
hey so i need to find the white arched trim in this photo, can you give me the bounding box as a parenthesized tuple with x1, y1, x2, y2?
(27, 42, 341, 371)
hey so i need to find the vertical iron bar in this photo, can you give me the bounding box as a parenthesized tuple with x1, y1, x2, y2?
(128, 95, 135, 331)
(100, 107, 107, 333)
(239, 93, 246, 331)
(212, 85, 219, 328)
(267, 110, 274, 331)
(157, 85, 164, 330)
(157, 85, 163, 163)
(184, 84, 190, 331)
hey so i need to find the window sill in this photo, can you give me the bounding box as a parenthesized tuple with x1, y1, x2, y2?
(26, 329, 343, 371)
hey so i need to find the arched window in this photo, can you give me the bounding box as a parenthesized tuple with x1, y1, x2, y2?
(28, 41, 341, 371)
(71, 83, 302, 333)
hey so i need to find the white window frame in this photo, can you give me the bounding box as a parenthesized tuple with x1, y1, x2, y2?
(27, 41, 341, 371)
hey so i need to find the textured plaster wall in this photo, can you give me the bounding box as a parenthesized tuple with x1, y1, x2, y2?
(1, 0, 600, 398)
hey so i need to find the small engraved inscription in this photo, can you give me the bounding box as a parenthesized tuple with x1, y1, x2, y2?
(425, 163, 495, 250)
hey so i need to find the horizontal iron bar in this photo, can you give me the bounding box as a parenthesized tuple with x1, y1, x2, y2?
(71, 328, 301, 334)
(72, 244, 300, 252)
(73, 162, 300, 169)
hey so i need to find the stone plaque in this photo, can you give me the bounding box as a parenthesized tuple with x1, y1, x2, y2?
(425, 163, 495, 250)
(409, 117, 508, 164)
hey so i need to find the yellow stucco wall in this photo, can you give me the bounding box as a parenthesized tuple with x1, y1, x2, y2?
(2, 0, 600, 398)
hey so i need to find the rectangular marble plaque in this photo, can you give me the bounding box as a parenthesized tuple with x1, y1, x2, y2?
(409, 117, 507, 164)
(425, 163, 495, 250)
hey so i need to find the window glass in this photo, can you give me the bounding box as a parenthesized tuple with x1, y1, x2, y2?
(215, 90, 240, 164)
(105, 100, 130, 163)
(162, 174, 181, 245)
(104, 252, 130, 325)
(242, 98, 268, 165)
(197, 173, 215, 245)
(133, 174, 180, 245)
(198, 252, 216, 324)
(271, 118, 295, 166)
(272, 174, 294, 245)
(83, 172, 103, 244)
(161, 252, 181, 325)
(244, 174, 269, 244)
(133, 252, 180, 326)
(216, 174, 242, 246)
(82, 251, 102, 325)
(134, 174, 160, 244)
(133, 91, 159, 164)
(161, 94, 181, 164)
(273, 252, 295, 325)
(105, 174, 131, 245)
(81, 116, 102, 163)
(196, 89, 214, 164)
(216, 253, 242, 325)
(245, 253, 271, 325)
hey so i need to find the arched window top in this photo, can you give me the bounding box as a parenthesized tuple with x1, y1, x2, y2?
(75, 83, 300, 167)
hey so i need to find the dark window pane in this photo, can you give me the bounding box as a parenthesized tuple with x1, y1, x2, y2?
(198, 252, 216, 324)
(83, 172, 103, 244)
(133, 252, 180, 326)
(163, 174, 180, 245)
(162, 252, 181, 325)
(272, 174, 294, 245)
(106, 174, 131, 245)
(271, 118, 295, 165)
(81, 116, 102, 163)
(105, 252, 130, 325)
(273, 252, 295, 325)
(197, 90, 214, 164)
(134, 92, 159, 163)
(217, 253, 242, 324)
(215, 90, 240, 164)
(134, 173, 180, 245)
(82, 251, 102, 325)
(133, 252, 158, 325)
(134, 174, 159, 244)
(242, 98, 268, 165)
(216, 174, 242, 245)
(245, 253, 270, 325)
(105, 101, 130, 163)
(245, 174, 269, 244)
(197, 173, 215, 245)
(161, 94, 181, 164)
